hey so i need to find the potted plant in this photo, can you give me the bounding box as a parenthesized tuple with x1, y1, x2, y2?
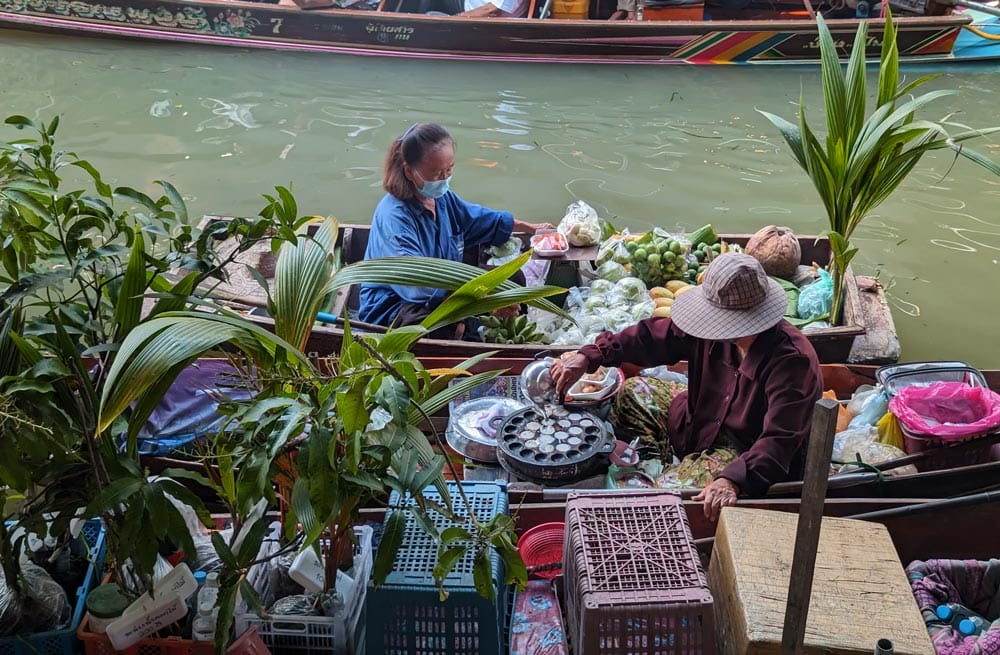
(0, 114, 303, 635)
(758, 10, 1000, 325)
(99, 214, 570, 651)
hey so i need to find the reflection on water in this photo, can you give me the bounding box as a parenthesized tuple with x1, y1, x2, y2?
(2, 29, 1000, 366)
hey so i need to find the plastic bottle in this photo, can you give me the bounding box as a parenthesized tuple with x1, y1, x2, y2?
(935, 603, 980, 626)
(191, 605, 216, 642)
(197, 571, 219, 613)
(958, 616, 987, 637)
(180, 571, 208, 638)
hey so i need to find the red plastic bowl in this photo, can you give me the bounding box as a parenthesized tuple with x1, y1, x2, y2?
(517, 521, 565, 580)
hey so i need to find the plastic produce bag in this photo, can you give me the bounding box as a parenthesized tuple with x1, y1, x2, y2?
(847, 389, 889, 429)
(612, 377, 686, 461)
(596, 230, 633, 267)
(831, 426, 916, 475)
(877, 411, 905, 450)
(889, 381, 1000, 439)
(638, 366, 689, 385)
(830, 426, 917, 475)
(595, 259, 628, 282)
(0, 561, 70, 637)
(797, 268, 833, 320)
(486, 236, 523, 266)
(656, 448, 739, 489)
(557, 200, 602, 247)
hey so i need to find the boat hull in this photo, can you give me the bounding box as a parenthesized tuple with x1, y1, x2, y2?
(0, 0, 987, 64)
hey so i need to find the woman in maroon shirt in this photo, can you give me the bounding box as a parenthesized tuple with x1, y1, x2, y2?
(552, 253, 822, 520)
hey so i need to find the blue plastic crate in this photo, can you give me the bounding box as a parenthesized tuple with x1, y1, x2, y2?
(0, 518, 107, 655)
(367, 481, 509, 655)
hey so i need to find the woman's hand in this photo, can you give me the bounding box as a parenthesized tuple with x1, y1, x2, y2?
(693, 477, 740, 522)
(550, 352, 589, 400)
(513, 219, 554, 234)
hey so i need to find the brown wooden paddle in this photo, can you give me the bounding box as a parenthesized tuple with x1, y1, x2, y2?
(780, 397, 840, 655)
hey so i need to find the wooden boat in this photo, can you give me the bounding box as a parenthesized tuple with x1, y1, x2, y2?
(412, 357, 1000, 499)
(1, 0, 999, 65)
(212, 222, 900, 365)
(142, 358, 1000, 501)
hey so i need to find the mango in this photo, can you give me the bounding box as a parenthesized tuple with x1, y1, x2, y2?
(673, 285, 695, 297)
(654, 297, 674, 309)
(649, 287, 674, 300)
(665, 280, 688, 293)
(653, 306, 672, 318)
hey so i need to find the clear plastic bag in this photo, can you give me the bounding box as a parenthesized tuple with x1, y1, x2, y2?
(847, 389, 889, 429)
(596, 230, 634, 267)
(557, 200, 602, 247)
(797, 268, 833, 320)
(608, 277, 648, 306)
(888, 382, 1000, 438)
(486, 236, 523, 266)
(595, 259, 628, 282)
(638, 366, 689, 385)
(832, 426, 916, 476)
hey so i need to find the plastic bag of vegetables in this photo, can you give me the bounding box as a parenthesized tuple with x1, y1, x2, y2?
(557, 200, 602, 247)
(612, 376, 687, 461)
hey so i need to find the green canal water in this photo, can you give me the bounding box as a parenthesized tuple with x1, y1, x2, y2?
(3, 29, 999, 366)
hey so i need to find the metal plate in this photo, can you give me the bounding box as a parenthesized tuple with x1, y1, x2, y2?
(450, 397, 530, 446)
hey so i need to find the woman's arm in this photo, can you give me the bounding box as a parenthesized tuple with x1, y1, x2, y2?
(513, 219, 554, 234)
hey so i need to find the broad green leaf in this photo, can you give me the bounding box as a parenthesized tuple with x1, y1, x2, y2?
(372, 511, 405, 585)
(472, 548, 495, 601)
(441, 526, 472, 544)
(113, 230, 147, 338)
(157, 180, 188, 224)
(433, 545, 467, 599)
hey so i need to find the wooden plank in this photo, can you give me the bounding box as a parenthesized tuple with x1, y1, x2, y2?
(709, 508, 935, 655)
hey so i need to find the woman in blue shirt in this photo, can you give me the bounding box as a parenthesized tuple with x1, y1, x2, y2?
(360, 122, 550, 337)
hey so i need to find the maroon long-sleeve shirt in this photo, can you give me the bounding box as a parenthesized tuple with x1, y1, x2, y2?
(579, 318, 822, 495)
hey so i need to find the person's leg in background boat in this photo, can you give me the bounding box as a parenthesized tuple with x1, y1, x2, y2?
(609, 0, 635, 19)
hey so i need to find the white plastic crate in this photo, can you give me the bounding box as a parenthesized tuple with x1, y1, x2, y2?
(235, 525, 373, 655)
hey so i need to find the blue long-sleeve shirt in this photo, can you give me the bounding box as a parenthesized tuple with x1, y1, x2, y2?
(358, 192, 514, 326)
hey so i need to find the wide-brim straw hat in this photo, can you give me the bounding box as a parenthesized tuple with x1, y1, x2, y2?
(670, 252, 788, 341)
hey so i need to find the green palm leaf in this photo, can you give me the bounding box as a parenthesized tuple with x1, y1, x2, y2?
(273, 217, 339, 352)
(327, 257, 572, 323)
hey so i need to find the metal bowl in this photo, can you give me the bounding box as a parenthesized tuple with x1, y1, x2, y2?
(520, 357, 557, 407)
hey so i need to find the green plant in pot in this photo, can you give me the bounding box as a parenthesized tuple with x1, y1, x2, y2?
(100, 215, 571, 651)
(758, 10, 1000, 325)
(0, 114, 302, 627)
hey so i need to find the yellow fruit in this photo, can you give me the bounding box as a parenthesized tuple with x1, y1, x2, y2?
(652, 306, 672, 318)
(665, 280, 688, 293)
(654, 297, 674, 308)
(696, 270, 706, 285)
(649, 287, 674, 300)
(673, 285, 695, 297)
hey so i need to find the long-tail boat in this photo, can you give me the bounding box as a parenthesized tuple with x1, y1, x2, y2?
(1, 0, 999, 64)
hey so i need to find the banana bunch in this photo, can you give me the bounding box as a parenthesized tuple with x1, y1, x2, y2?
(480, 314, 546, 345)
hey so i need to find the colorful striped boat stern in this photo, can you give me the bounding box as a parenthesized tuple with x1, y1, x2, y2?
(674, 30, 794, 63)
